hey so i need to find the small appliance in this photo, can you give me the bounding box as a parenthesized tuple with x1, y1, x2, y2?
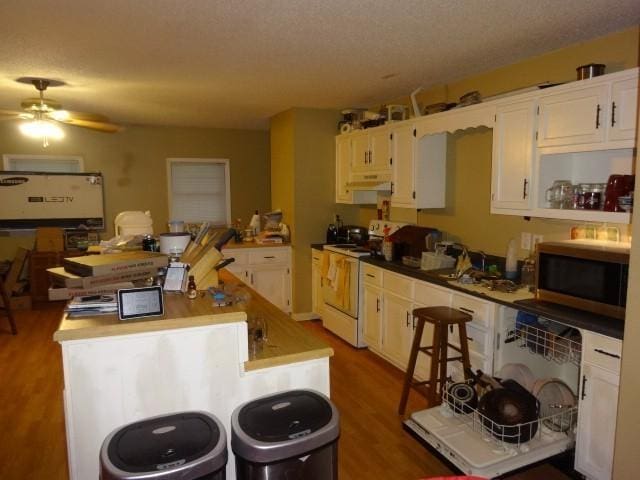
(536, 240, 629, 319)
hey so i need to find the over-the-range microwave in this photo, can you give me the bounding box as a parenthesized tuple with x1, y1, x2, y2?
(536, 240, 630, 319)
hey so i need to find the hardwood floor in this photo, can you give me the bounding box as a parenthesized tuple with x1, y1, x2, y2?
(0, 304, 570, 479)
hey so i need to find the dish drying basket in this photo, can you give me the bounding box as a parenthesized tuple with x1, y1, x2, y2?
(421, 251, 456, 271)
(442, 380, 578, 450)
(507, 315, 582, 366)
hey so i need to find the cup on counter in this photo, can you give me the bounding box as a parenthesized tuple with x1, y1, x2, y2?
(168, 220, 185, 233)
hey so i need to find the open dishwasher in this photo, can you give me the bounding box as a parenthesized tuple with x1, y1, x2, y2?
(404, 305, 581, 478)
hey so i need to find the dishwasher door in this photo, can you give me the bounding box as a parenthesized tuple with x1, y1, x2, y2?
(405, 305, 581, 478)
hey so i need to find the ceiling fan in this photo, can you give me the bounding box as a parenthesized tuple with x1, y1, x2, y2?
(0, 77, 121, 146)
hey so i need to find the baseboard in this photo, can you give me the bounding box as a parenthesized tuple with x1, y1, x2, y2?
(291, 312, 321, 321)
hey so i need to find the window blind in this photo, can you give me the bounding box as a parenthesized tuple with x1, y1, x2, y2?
(169, 161, 229, 224)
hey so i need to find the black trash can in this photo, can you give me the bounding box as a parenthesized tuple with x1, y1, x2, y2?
(231, 389, 340, 480)
(100, 411, 227, 480)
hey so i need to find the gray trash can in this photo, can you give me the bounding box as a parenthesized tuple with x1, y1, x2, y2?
(100, 411, 227, 480)
(231, 389, 339, 480)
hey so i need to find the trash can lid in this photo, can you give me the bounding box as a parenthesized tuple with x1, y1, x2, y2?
(100, 411, 227, 480)
(231, 389, 340, 463)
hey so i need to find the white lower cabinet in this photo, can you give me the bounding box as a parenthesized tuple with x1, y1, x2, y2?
(362, 283, 382, 349)
(223, 246, 292, 313)
(381, 291, 414, 369)
(575, 332, 622, 480)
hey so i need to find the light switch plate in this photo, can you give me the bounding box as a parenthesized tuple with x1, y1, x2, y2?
(521, 232, 532, 251)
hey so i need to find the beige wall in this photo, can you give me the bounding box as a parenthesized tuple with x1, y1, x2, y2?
(355, 26, 639, 259)
(613, 28, 640, 478)
(0, 122, 270, 260)
(270, 108, 359, 314)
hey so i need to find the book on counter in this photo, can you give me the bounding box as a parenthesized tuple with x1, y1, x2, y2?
(48, 282, 135, 301)
(65, 293, 118, 317)
(47, 266, 158, 289)
(62, 251, 169, 277)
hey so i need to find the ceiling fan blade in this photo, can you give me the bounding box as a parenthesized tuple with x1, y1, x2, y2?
(0, 109, 24, 117)
(54, 110, 111, 122)
(55, 117, 122, 133)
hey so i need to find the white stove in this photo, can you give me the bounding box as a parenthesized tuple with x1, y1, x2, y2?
(321, 219, 409, 348)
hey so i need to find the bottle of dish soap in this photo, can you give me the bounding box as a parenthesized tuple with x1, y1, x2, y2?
(505, 238, 518, 280)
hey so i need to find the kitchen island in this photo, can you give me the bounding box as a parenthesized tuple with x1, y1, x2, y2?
(54, 270, 332, 480)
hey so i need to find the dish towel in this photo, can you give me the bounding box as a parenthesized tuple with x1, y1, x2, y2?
(335, 258, 351, 311)
(321, 250, 331, 282)
(326, 253, 339, 288)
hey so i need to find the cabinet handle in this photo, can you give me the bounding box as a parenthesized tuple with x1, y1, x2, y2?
(581, 374, 587, 400)
(376, 298, 380, 312)
(594, 348, 621, 359)
(369, 150, 373, 164)
(251, 273, 254, 284)
(366, 273, 375, 278)
(406, 312, 410, 327)
(611, 102, 617, 127)
(522, 178, 528, 199)
(458, 307, 475, 315)
(320, 277, 323, 287)
(595, 104, 601, 129)
(263, 256, 275, 259)
(390, 182, 394, 195)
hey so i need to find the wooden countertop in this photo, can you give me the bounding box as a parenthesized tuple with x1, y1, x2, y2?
(54, 270, 332, 371)
(222, 241, 290, 250)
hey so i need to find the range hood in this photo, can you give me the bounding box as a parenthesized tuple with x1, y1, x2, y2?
(346, 172, 392, 191)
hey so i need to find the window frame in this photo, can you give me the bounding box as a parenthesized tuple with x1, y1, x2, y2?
(2, 154, 84, 172)
(166, 158, 231, 226)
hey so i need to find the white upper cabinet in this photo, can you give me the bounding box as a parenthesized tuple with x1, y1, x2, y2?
(335, 134, 377, 204)
(491, 99, 536, 211)
(391, 124, 448, 209)
(390, 123, 416, 207)
(351, 127, 391, 174)
(537, 84, 608, 147)
(537, 68, 638, 149)
(609, 77, 639, 141)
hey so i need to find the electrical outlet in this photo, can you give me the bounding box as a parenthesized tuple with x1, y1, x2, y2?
(521, 232, 532, 251)
(532, 234, 544, 249)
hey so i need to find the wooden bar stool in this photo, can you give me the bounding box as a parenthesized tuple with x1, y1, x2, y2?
(398, 306, 472, 414)
(0, 278, 17, 335)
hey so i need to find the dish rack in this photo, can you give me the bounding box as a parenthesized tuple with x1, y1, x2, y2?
(442, 380, 578, 450)
(507, 320, 582, 366)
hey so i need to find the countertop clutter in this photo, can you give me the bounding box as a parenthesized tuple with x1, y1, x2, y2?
(55, 269, 332, 371)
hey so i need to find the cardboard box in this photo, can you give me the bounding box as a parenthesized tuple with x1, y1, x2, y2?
(36, 227, 64, 252)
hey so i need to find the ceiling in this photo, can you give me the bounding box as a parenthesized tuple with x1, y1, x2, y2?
(0, 0, 638, 131)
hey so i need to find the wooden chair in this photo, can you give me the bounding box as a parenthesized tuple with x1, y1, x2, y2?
(398, 306, 472, 414)
(0, 278, 17, 335)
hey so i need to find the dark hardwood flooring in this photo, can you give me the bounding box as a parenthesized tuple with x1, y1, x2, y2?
(0, 303, 570, 479)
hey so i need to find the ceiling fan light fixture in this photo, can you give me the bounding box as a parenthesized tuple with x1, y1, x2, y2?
(49, 109, 70, 121)
(19, 119, 65, 147)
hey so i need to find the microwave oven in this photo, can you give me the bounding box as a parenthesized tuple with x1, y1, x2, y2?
(536, 241, 629, 319)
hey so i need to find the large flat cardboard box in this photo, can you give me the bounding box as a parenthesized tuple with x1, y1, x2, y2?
(63, 251, 168, 277)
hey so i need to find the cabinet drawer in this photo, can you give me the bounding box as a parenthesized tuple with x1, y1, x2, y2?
(224, 251, 248, 266)
(448, 321, 490, 357)
(362, 264, 383, 286)
(248, 249, 289, 264)
(414, 281, 451, 307)
(451, 293, 493, 328)
(383, 271, 414, 298)
(583, 331, 622, 373)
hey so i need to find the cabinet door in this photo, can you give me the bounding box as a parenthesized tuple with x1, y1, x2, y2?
(537, 84, 608, 147)
(491, 100, 535, 210)
(250, 264, 291, 312)
(390, 124, 416, 207)
(362, 284, 382, 349)
(369, 128, 391, 173)
(382, 292, 413, 369)
(335, 135, 353, 203)
(351, 132, 370, 173)
(608, 77, 638, 141)
(575, 363, 620, 480)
